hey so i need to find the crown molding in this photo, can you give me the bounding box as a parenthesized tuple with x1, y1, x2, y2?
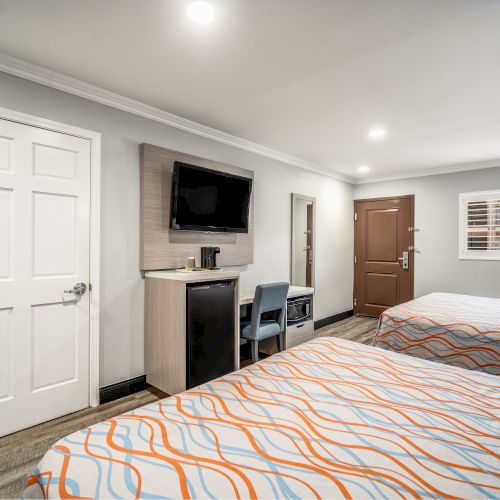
(355, 158, 500, 185)
(0, 53, 354, 184)
(2, 53, 498, 186)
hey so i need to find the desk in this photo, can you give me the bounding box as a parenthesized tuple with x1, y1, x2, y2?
(239, 285, 314, 305)
(239, 285, 315, 353)
(144, 270, 315, 393)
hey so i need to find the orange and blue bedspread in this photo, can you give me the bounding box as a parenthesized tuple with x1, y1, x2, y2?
(374, 292, 500, 376)
(24, 336, 499, 499)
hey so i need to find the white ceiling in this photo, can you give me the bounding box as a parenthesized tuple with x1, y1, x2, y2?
(0, 0, 499, 182)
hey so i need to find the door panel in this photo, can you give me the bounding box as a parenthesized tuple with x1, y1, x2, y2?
(0, 118, 91, 437)
(0, 188, 11, 279)
(366, 209, 399, 261)
(0, 135, 13, 172)
(0, 307, 13, 401)
(354, 196, 414, 317)
(33, 192, 77, 276)
(32, 302, 77, 391)
(365, 273, 399, 307)
(33, 142, 78, 180)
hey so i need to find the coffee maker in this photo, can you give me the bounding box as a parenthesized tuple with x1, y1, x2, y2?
(201, 247, 220, 270)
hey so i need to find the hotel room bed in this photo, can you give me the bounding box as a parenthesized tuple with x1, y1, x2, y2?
(24, 336, 499, 499)
(374, 292, 500, 376)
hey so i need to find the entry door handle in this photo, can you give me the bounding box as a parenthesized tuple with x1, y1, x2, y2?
(64, 282, 87, 296)
(398, 252, 409, 270)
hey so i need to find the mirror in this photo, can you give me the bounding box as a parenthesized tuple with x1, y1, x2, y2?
(291, 193, 315, 288)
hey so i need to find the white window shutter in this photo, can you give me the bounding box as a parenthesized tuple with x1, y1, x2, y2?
(460, 191, 500, 260)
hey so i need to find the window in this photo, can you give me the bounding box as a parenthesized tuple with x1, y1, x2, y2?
(459, 190, 500, 260)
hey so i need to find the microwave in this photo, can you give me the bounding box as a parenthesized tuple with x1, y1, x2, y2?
(287, 295, 311, 324)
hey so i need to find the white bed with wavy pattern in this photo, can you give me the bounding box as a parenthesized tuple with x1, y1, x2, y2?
(374, 292, 500, 375)
(24, 337, 500, 499)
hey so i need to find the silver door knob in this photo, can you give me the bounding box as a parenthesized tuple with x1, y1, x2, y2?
(64, 282, 87, 296)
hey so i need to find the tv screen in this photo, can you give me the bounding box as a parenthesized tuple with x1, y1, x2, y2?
(170, 162, 252, 233)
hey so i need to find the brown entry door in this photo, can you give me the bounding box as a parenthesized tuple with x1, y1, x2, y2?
(354, 196, 414, 317)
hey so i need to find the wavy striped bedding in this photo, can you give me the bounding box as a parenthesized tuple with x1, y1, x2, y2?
(374, 292, 500, 376)
(24, 336, 499, 499)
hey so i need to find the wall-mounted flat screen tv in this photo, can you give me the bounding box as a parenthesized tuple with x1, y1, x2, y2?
(170, 161, 252, 233)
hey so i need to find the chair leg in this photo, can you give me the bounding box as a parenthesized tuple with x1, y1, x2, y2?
(277, 332, 284, 352)
(251, 340, 259, 363)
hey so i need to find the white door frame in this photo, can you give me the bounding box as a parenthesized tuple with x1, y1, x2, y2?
(0, 106, 101, 407)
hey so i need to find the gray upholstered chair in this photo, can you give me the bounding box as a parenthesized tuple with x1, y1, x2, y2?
(240, 282, 289, 362)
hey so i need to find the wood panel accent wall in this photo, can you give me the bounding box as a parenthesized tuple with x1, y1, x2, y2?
(140, 144, 254, 270)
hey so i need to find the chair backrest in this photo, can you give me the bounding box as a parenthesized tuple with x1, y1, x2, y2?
(250, 282, 289, 338)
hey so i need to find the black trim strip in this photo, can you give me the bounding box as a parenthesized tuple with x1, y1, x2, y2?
(314, 310, 353, 330)
(99, 375, 147, 404)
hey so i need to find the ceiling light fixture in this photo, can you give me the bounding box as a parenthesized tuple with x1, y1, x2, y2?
(358, 165, 370, 173)
(368, 128, 386, 139)
(187, 1, 215, 24)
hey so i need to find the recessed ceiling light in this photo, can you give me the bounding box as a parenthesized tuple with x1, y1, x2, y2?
(358, 165, 370, 173)
(187, 1, 215, 25)
(368, 128, 386, 139)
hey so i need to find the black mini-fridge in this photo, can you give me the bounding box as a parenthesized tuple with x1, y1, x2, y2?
(186, 281, 235, 389)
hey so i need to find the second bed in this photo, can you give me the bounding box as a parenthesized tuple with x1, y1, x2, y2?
(374, 292, 500, 375)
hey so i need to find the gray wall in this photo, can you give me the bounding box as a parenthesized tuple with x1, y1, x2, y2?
(0, 72, 354, 387)
(354, 168, 500, 299)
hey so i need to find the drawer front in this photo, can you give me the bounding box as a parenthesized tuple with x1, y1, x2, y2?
(286, 320, 314, 349)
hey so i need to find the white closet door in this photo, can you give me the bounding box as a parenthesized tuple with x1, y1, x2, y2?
(0, 118, 91, 437)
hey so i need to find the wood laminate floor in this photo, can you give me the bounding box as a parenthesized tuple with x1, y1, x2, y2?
(314, 315, 378, 345)
(0, 316, 377, 499)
